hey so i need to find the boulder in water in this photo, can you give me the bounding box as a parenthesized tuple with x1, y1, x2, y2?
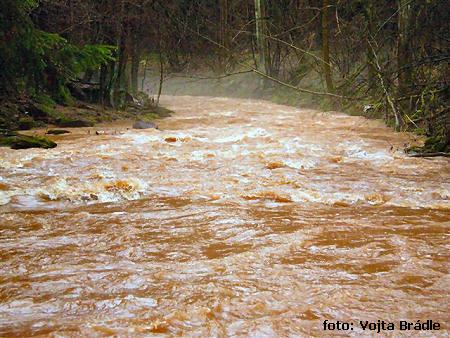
(0, 133, 57, 149)
(56, 117, 94, 128)
(47, 129, 71, 135)
(132, 121, 158, 129)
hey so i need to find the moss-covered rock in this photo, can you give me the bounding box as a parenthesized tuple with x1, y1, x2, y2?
(154, 106, 174, 118)
(141, 112, 160, 121)
(139, 106, 174, 121)
(46, 129, 71, 135)
(0, 134, 57, 149)
(55, 117, 94, 127)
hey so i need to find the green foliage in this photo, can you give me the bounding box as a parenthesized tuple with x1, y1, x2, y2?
(0, 0, 34, 92)
(29, 30, 116, 103)
(0, 0, 115, 101)
(76, 45, 117, 73)
(22, 0, 38, 10)
(36, 31, 116, 81)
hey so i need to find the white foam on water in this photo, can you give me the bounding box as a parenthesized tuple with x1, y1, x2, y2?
(225, 229, 258, 243)
(149, 186, 184, 198)
(327, 192, 365, 205)
(280, 137, 323, 155)
(208, 110, 237, 117)
(213, 217, 246, 226)
(352, 150, 393, 162)
(124, 295, 157, 308)
(432, 187, 450, 200)
(290, 189, 322, 203)
(33, 177, 149, 203)
(214, 127, 270, 143)
(0, 191, 11, 205)
(231, 144, 251, 156)
(284, 158, 317, 170)
(0, 158, 24, 170)
(214, 134, 246, 143)
(190, 150, 214, 162)
(121, 133, 161, 144)
(247, 128, 270, 138)
(336, 141, 394, 163)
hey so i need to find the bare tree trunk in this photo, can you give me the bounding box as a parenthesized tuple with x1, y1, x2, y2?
(99, 64, 107, 107)
(115, 38, 128, 108)
(397, 0, 413, 98)
(156, 51, 164, 106)
(130, 38, 140, 95)
(218, 0, 229, 70)
(111, 0, 128, 109)
(82, 69, 94, 83)
(254, 0, 269, 75)
(141, 57, 148, 92)
(321, 0, 334, 92)
(364, 1, 377, 95)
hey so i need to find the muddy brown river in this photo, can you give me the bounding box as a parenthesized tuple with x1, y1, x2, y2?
(0, 96, 449, 336)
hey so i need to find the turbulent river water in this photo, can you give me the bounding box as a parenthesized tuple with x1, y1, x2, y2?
(0, 96, 449, 336)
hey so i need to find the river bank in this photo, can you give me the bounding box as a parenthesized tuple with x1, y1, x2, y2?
(0, 95, 174, 149)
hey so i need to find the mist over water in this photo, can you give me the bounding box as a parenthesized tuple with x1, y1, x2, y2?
(0, 96, 449, 336)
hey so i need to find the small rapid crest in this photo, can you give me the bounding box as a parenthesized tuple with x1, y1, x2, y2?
(0, 96, 448, 210)
(37, 177, 148, 203)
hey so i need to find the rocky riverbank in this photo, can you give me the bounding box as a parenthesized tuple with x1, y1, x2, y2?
(0, 94, 174, 149)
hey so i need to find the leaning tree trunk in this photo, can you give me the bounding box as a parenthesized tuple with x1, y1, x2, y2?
(321, 0, 334, 93)
(156, 54, 164, 106)
(156, 33, 164, 106)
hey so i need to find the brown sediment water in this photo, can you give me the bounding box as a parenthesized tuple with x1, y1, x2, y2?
(0, 96, 448, 336)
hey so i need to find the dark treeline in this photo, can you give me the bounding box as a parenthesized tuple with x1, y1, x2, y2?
(0, 0, 448, 151)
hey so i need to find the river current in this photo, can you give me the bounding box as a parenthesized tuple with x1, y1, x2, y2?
(0, 96, 449, 336)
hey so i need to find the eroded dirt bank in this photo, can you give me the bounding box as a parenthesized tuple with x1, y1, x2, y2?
(0, 96, 449, 336)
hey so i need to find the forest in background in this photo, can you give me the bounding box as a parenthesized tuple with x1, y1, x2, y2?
(0, 0, 448, 153)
